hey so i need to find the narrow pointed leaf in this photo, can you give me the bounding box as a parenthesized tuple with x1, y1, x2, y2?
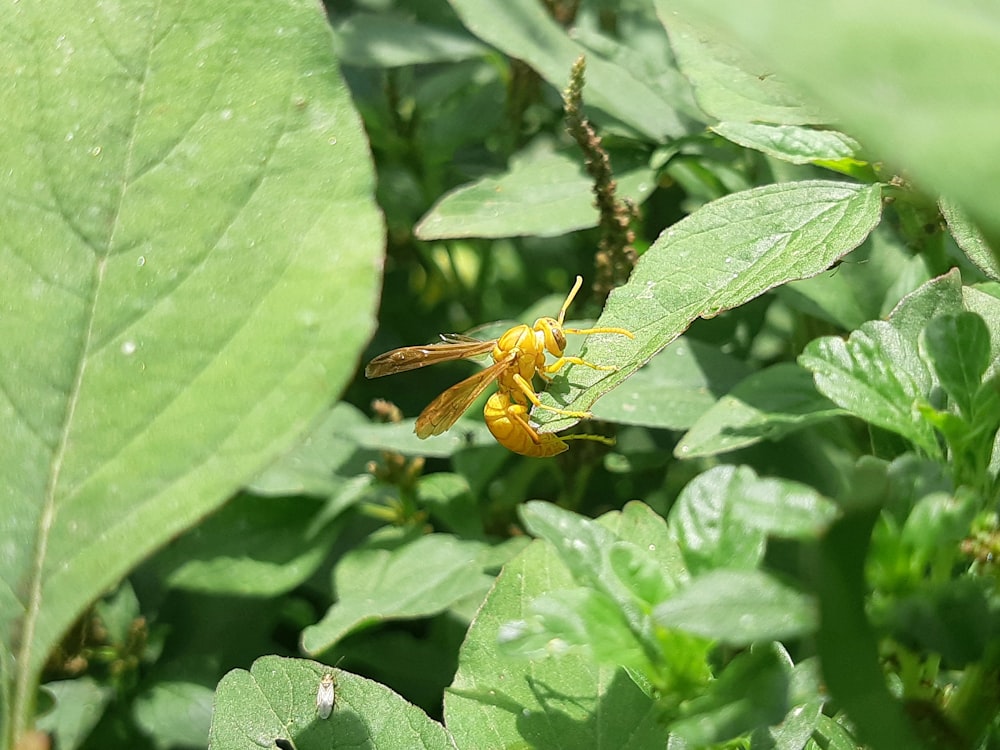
(534, 181, 882, 429)
(711, 122, 861, 165)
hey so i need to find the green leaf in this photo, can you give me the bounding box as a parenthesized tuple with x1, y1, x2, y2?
(661, 0, 1000, 240)
(593, 336, 751, 430)
(921, 313, 991, 419)
(662, 11, 824, 125)
(333, 12, 490, 68)
(725, 466, 840, 540)
(348, 419, 497, 458)
(876, 578, 996, 668)
(668, 466, 767, 574)
(499, 587, 648, 669)
(507, 503, 691, 682)
(249, 402, 373, 498)
(415, 473, 483, 538)
(900, 491, 978, 554)
(963, 284, 1000, 367)
(941, 199, 1000, 282)
(654, 569, 816, 645)
(535, 180, 883, 429)
(813, 714, 863, 750)
(449, 0, 691, 140)
(608, 541, 675, 609)
(209, 656, 454, 749)
(711, 122, 862, 165)
(0, 0, 383, 729)
(799, 321, 939, 455)
(816, 509, 933, 750)
(670, 646, 790, 746)
(134, 681, 214, 749)
(445, 541, 668, 750)
(519, 501, 619, 589)
(519, 501, 684, 610)
(150, 493, 338, 597)
(37, 678, 112, 750)
(779, 227, 931, 331)
(416, 141, 655, 240)
(301, 532, 495, 654)
(676, 363, 842, 458)
(888, 268, 966, 344)
(751, 656, 824, 750)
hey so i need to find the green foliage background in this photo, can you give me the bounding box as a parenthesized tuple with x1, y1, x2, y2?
(3, 1, 1000, 749)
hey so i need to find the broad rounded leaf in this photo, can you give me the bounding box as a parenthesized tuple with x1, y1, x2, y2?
(654, 569, 816, 645)
(799, 321, 938, 454)
(668, 466, 767, 574)
(446, 541, 667, 750)
(209, 656, 454, 750)
(415, 145, 655, 240)
(0, 0, 383, 722)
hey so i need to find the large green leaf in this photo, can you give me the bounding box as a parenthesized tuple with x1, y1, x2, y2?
(676, 363, 842, 458)
(653, 569, 816, 645)
(333, 12, 490, 68)
(0, 0, 382, 735)
(534, 181, 882, 429)
(301, 532, 496, 654)
(209, 656, 455, 750)
(799, 321, 939, 455)
(415, 142, 655, 240)
(659, 0, 1000, 241)
(593, 336, 751, 431)
(448, 0, 692, 140)
(664, 12, 823, 126)
(445, 541, 668, 750)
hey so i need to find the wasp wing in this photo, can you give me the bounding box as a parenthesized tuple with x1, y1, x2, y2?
(365, 337, 495, 378)
(414, 354, 514, 438)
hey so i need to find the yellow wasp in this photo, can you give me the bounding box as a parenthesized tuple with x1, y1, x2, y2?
(365, 276, 633, 456)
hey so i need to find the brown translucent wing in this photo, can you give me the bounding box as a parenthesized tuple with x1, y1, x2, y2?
(365, 337, 496, 378)
(415, 354, 515, 438)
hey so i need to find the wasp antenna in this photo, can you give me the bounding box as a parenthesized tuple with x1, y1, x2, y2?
(557, 276, 585, 325)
